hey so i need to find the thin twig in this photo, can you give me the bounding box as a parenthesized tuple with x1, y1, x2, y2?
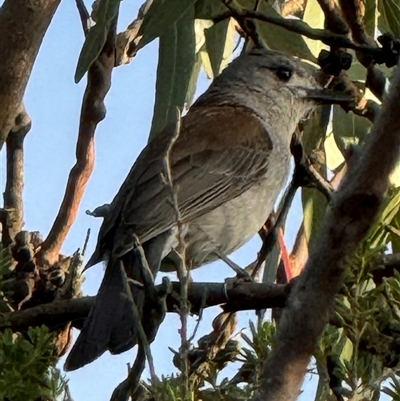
(231, 7, 382, 60)
(75, 0, 91, 35)
(81, 228, 90, 257)
(161, 112, 191, 398)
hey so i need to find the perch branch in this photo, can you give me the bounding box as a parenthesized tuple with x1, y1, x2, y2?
(36, 14, 117, 266)
(0, 0, 61, 150)
(0, 281, 288, 332)
(254, 58, 400, 401)
(3, 104, 31, 239)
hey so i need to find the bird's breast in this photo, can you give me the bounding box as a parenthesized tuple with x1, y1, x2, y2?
(182, 149, 291, 269)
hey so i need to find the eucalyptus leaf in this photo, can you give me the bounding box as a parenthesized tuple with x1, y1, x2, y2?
(324, 133, 344, 171)
(149, 6, 196, 140)
(137, 0, 198, 50)
(204, 18, 235, 78)
(301, 106, 330, 246)
(195, 0, 228, 19)
(302, 0, 326, 58)
(200, 48, 214, 79)
(390, 158, 400, 188)
(364, 0, 377, 37)
(389, 198, 400, 253)
(185, 51, 202, 107)
(378, 0, 400, 37)
(74, 0, 121, 83)
(248, 0, 315, 62)
(332, 105, 372, 154)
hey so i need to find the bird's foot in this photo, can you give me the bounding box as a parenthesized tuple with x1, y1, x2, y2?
(215, 251, 253, 282)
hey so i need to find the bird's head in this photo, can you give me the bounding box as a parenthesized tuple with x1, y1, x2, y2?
(205, 49, 353, 142)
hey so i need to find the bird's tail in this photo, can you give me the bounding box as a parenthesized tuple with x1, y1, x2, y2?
(64, 254, 141, 371)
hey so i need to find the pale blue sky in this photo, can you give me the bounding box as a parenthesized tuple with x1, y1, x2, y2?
(4, 0, 322, 399)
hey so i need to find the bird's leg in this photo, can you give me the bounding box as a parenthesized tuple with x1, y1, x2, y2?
(214, 250, 253, 282)
(110, 345, 146, 401)
(132, 235, 171, 344)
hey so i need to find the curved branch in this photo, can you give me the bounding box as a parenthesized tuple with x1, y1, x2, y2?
(0, 0, 61, 150)
(1, 281, 288, 332)
(235, 8, 381, 59)
(36, 16, 117, 266)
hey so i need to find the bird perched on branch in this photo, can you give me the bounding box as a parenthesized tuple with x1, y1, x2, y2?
(65, 49, 350, 371)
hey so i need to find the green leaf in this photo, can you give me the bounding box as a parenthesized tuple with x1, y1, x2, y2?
(149, 6, 196, 140)
(378, 0, 400, 37)
(364, 0, 377, 37)
(185, 52, 202, 108)
(74, 0, 121, 83)
(301, 106, 330, 246)
(302, 0, 326, 58)
(137, 0, 198, 50)
(390, 158, 400, 187)
(324, 133, 344, 171)
(391, 211, 400, 253)
(204, 18, 235, 78)
(195, 0, 227, 19)
(332, 106, 372, 154)
(247, 0, 315, 62)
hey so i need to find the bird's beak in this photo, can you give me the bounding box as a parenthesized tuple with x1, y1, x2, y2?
(301, 87, 355, 107)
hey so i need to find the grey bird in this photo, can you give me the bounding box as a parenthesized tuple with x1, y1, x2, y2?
(64, 49, 349, 371)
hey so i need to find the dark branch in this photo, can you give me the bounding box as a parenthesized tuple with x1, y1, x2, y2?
(4, 104, 31, 239)
(0, 281, 288, 333)
(233, 8, 384, 63)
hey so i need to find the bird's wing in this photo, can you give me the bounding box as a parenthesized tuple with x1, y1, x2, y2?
(89, 105, 273, 263)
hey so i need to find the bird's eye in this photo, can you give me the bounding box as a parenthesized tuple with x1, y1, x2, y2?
(276, 66, 293, 81)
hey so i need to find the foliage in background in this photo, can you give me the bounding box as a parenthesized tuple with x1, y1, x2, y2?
(0, 247, 69, 401)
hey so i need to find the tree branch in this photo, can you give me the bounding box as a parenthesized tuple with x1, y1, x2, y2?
(337, 0, 386, 101)
(0, 281, 288, 332)
(315, 0, 349, 35)
(234, 8, 384, 62)
(254, 59, 400, 401)
(36, 14, 117, 266)
(115, 0, 154, 66)
(0, 0, 61, 150)
(3, 104, 31, 239)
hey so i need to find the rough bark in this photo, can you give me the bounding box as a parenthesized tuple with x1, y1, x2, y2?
(0, 0, 61, 150)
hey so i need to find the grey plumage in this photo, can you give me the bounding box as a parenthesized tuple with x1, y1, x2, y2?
(64, 49, 346, 371)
